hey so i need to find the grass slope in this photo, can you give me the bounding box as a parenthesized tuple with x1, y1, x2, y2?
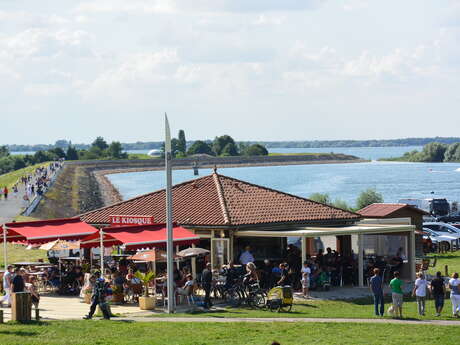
(0, 321, 458, 345)
(428, 252, 460, 276)
(0, 243, 47, 268)
(0, 163, 50, 189)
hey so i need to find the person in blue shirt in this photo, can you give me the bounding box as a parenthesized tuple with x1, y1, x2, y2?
(369, 268, 384, 316)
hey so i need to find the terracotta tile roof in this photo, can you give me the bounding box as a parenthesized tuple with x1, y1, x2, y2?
(80, 173, 360, 227)
(357, 203, 428, 218)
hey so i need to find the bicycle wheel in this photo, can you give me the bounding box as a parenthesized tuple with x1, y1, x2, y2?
(226, 289, 241, 307)
(253, 292, 266, 309)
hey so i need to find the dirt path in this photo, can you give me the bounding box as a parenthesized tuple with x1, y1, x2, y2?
(0, 183, 26, 224)
(124, 316, 460, 326)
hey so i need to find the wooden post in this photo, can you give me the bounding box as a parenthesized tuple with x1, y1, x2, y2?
(11, 292, 31, 322)
(0, 310, 3, 323)
(35, 307, 40, 321)
(445, 265, 449, 277)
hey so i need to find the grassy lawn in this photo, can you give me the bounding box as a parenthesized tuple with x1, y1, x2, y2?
(152, 296, 460, 321)
(0, 321, 458, 345)
(127, 153, 155, 160)
(0, 163, 51, 189)
(427, 251, 460, 276)
(0, 243, 47, 268)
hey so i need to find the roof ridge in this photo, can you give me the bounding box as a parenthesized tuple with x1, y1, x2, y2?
(213, 173, 360, 218)
(213, 173, 231, 224)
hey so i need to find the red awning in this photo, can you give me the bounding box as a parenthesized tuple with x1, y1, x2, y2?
(1, 218, 98, 244)
(80, 223, 199, 250)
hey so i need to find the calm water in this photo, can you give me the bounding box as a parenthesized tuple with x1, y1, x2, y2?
(107, 160, 460, 207)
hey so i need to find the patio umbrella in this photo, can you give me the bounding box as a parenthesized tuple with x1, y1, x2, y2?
(128, 249, 179, 262)
(39, 240, 80, 251)
(176, 247, 209, 258)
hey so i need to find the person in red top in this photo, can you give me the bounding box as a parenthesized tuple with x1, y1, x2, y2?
(3, 186, 8, 199)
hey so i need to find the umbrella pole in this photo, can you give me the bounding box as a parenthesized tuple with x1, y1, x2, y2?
(99, 229, 104, 277)
(2, 226, 7, 269)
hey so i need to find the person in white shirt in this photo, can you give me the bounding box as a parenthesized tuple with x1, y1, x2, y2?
(1, 265, 13, 307)
(239, 246, 254, 266)
(448, 272, 460, 317)
(412, 272, 428, 316)
(301, 261, 311, 298)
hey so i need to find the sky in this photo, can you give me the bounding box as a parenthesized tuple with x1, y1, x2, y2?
(1, 0, 460, 145)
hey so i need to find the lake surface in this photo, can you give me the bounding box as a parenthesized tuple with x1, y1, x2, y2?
(107, 160, 460, 207)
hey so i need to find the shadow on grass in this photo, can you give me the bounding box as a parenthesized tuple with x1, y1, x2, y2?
(0, 330, 39, 336)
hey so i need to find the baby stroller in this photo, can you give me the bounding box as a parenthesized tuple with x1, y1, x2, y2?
(316, 271, 331, 291)
(266, 285, 293, 312)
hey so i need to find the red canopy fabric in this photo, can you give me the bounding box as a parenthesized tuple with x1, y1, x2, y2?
(1, 218, 98, 244)
(80, 223, 199, 250)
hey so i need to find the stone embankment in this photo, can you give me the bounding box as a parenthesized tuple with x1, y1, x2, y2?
(32, 154, 365, 219)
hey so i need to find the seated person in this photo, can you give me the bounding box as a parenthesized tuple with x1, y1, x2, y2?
(221, 261, 240, 289)
(243, 262, 259, 287)
(176, 274, 195, 297)
(389, 253, 403, 275)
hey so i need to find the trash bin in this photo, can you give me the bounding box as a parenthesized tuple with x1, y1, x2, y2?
(11, 292, 32, 322)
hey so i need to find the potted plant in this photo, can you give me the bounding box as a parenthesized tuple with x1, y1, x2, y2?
(135, 271, 156, 310)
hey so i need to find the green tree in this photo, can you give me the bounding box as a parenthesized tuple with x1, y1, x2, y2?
(356, 188, 383, 209)
(444, 143, 460, 162)
(66, 145, 79, 160)
(91, 136, 109, 151)
(33, 150, 57, 163)
(213, 135, 238, 156)
(107, 141, 127, 159)
(332, 199, 353, 211)
(419, 142, 448, 162)
(187, 140, 214, 156)
(177, 130, 187, 156)
(54, 139, 69, 149)
(220, 142, 239, 156)
(244, 144, 269, 156)
(49, 147, 66, 159)
(309, 193, 332, 205)
(0, 146, 9, 158)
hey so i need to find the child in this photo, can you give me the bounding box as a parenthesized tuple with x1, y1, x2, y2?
(413, 272, 428, 316)
(301, 261, 311, 298)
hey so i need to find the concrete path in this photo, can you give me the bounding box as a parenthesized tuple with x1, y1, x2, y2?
(0, 183, 27, 224)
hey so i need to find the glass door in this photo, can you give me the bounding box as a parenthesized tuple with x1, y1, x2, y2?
(211, 238, 230, 269)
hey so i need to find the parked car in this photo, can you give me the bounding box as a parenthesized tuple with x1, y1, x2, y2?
(423, 222, 460, 249)
(422, 228, 458, 251)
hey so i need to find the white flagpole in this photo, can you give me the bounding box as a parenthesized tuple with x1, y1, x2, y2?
(165, 113, 175, 313)
(2, 225, 7, 269)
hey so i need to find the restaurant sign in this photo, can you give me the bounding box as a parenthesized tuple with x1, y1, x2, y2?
(109, 215, 155, 227)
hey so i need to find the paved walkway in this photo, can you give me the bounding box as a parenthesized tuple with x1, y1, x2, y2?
(0, 183, 27, 224)
(2, 295, 459, 326)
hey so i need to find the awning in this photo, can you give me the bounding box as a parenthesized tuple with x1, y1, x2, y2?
(1, 218, 98, 244)
(80, 223, 200, 250)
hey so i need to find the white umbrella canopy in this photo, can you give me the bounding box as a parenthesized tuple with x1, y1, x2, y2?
(39, 240, 80, 251)
(176, 247, 210, 258)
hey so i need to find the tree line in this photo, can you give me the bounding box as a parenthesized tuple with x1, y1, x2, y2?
(165, 130, 269, 158)
(386, 142, 460, 162)
(309, 188, 384, 211)
(0, 137, 126, 175)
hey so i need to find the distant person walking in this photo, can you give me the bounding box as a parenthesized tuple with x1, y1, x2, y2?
(448, 272, 460, 317)
(430, 271, 446, 316)
(412, 272, 428, 316)
(370, 268, 384, 316)
(3, 186, 8, 199)
(389, 271, 404, 318)
(201, 263, 213, 309)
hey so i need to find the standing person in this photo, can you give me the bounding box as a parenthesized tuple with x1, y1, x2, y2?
(301, 261, 311, 298)
(369, 268, 384, 316)
(83, 272, 110, 320)
(26, 276, 40, 310)
(201, 263, 213, 309)
(430, 271, 446, 316)
(11, 268, 25, 293)
(3, 186, 8, 199)
(239, 246, 255, 267)
(0, 265, 13, 307)
(412, 272, 428, 316)
(389, 271, 404, 318)
(448, 272, 460, 318)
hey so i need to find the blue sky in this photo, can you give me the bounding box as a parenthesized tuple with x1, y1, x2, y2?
(1, 0, 459, 144)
